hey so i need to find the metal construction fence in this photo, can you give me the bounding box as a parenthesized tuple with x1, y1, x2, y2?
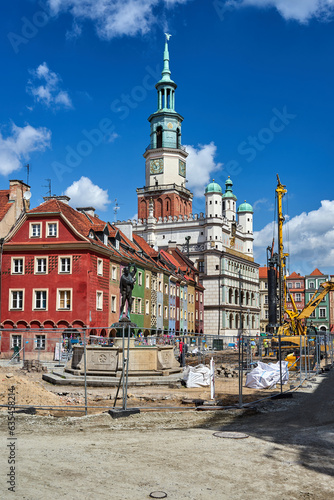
(0, 326, 333, 416)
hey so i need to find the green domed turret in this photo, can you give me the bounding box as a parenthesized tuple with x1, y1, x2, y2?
(205, 179, 222, 194)
(222, 176, 237, 201)
(238, 200, 253, 213)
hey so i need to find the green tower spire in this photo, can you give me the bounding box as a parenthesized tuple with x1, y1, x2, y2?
(160, 33, 173, 83)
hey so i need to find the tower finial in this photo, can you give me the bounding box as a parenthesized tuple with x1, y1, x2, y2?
(161, 33, 172, 82)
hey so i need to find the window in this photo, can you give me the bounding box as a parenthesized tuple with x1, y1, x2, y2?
(97, 259, 103, 276)
(164, 306, 168, 319)
(145, 300, 149, 314)
(184, 311, 187, 321)
(310, 310, 316, 318)
(111, 295, 117, 313)
(47, 222, 58, 237)
(287, 282, 292, 289)
(12, 258, 24, 274)
(264, 282, 268, 289)
(295, 293, 301, 302)
(177, 308, 179, 320)
(158, 304, 162, 317)
(196, 310, 198, 320)
(319, 308, 326, 318)
(35, 335, 46, 350)
(200, 293, 203, 303)
(158, 281, 162, 292)
(164, 283, 168, 294)
(11, 290, 23, 310)
(152, 279, 156, 291)
(198, 261, 204, 273)
(152, 303, 156, 317)
(196, 292, 198, 301)
(138, 272, 142, 286)
(176, 287, 180, 297)
(264, 295, 268, 305)
(200, 311, 203, 321)
(58, 290, 72, 310)
(35, 257, 47, 274)
(11, 335, 22, 349)
(146, 275, 150, 288)
(137, 298, 142, 314)
(295, 282, 301, 289)
(34, 290, 47, 310)
(180, 289, 183, 299)
(30, 223, 41, 238)
(112, 266, 117, 280)
(309, 281, 315, 289)
(96, 291, 103, 310)
(59, 257, 71, 273)
(131, 298, 136, 313)
(265, 310, 269, 319)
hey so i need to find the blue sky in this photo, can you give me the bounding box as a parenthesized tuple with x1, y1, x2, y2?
(1, 0, 334, 274)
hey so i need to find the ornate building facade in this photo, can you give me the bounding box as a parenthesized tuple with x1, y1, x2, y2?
(117, 36, 260, 336)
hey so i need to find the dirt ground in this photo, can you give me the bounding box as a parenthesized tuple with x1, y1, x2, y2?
(0, 363, 334, 499)
(0, 359, 291, 416)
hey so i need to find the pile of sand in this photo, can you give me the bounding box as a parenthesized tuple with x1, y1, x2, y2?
(0, 366, 62, 411)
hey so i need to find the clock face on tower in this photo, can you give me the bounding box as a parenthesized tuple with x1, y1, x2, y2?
(179, 160, 186, 178)
(150, 158, 164, 175)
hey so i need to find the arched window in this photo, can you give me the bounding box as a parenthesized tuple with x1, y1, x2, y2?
(229, 313, 233, 329)
(234, 289, 239, 305)
(156, 126, 163, 148)
(229, 288, 233, 303)
(140, 199, 147, 218)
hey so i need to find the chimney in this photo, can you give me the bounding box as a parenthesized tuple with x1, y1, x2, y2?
(77, 207, 96, 217)
(9, 179, 31, 215)
(43, 195, 70, 204)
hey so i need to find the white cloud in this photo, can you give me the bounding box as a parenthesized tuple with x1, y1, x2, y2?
(65, 176, 111, 211)
(27, 62, 73, 110)
(47, 0, 191, 39)
(254, 200, 334, 272)
(226, 0, 334, 23)
(185, 142, 223, 197)
(253, 197, 274, 212)
(0, 123, 51, 176)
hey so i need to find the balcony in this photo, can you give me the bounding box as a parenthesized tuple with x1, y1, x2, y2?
(145, 144, 187, 153)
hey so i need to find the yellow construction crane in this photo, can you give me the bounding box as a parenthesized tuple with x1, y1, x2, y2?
(282, 281, 334, 336)
(269, 175, 334, 361)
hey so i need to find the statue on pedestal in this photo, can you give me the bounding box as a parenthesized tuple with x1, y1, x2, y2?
(119, 263, 137, 321)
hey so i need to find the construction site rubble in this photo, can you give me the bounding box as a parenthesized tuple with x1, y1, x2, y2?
(22, 360, 48, 373)
(216, 365, 239, 378)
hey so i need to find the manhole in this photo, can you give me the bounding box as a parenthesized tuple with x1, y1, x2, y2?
(213, 431, 249, 439)
(149, 492, 167, 499)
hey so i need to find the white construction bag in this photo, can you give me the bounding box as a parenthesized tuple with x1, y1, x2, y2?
(183, 364, 211, 388)
(245, 361, 289, 389)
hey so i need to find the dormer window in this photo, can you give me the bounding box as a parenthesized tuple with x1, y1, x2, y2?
(47, 222, 58, 237)
(89, 231, 94, 239)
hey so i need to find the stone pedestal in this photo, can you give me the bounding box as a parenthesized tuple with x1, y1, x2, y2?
(67, 343, 181, 376)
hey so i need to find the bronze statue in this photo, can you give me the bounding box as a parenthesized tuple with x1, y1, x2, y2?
(119, 263, 137, 321)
